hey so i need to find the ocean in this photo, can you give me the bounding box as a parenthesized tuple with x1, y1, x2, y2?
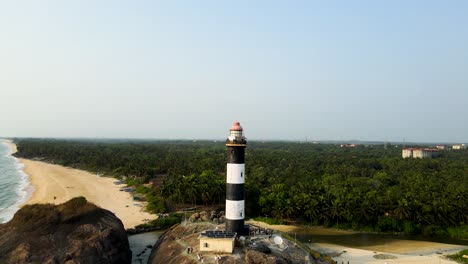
(0, 140, 32, 223)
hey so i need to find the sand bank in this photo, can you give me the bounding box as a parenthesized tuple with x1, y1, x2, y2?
(309, 243, 466, 264)
(247, 220, 467, 264)
(20, 159, 155, 228)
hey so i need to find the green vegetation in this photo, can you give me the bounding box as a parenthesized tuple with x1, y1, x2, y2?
(252, 216, 283, 225)
(14, 139, 468, 238)
(135, 214, 181, 230)
(145, 191, 167, 213)
(447, 249, 468, 264)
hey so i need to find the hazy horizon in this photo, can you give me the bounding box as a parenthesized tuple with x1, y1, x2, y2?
(1, 1, 467, 142)
(3, 136, 464, 145)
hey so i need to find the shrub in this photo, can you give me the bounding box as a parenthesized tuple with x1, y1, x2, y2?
(447, 249, 468, 264)
(446, 225, 468, 239)
(403, 221, 419, 235)
(422, 225, 444, 237)
(148, 216, 180, 229)
(134, 217, 180, 230)
(126, 179, 137, 186)
(146, 196, 167, 213)
(376, 217, 402, 232)
(136, 185, 150, 194)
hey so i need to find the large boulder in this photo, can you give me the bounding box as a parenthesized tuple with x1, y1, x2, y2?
(191, 212, 200, 219)
(0, 197, 132, 264)
(199, 211, 208, 217)
(250, 242, 271, 254)
(218, 215, 226, 223)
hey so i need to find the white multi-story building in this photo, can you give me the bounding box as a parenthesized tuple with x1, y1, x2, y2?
(402, 148, 414, 158)
(452, 144, 466, 150)
(402, 148, 439, 158)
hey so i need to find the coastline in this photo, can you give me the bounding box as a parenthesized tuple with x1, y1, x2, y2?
(4, 139, 18, 155)
(309, 243, 466, 264)
(247, 220, 467, 264)
(4, 140, 154, 229)
(20, 159, 155, 228)
(0, 139, 32, 223)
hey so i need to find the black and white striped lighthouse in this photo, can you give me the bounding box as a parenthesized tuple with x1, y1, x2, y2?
(225, 121, 249, 235)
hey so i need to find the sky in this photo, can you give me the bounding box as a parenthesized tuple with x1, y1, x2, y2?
(1, 1, 467, 142)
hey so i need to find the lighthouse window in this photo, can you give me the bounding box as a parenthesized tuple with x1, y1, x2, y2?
(204, 243, 209, 248)
(241, 172, 243, 177)
(239, 212, 243, 217)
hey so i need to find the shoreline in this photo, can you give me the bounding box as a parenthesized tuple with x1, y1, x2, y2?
(309, 243, 465, 264)
(247, 220, 467, 264)
(0, 139, 32, 223)
(4, 139, 18, 155)
(4, 140, 154, 228)
(20, 159, 156, 228)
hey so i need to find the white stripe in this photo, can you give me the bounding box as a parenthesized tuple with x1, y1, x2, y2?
(226, 163, 245, 184)
(225, 200, 244, 220)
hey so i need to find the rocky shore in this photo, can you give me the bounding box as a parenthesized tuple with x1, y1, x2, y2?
(147, 222, 328, 264)
(0, 197, 132, 264)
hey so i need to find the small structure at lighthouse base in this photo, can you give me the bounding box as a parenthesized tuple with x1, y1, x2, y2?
(199, 230, 237, 253)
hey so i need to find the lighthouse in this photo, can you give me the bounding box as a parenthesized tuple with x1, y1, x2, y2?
(225, 121, 249, 235)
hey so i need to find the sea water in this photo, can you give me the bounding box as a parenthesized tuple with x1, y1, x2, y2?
(0, 140, 32, 223)
(128, 231, 163, 264)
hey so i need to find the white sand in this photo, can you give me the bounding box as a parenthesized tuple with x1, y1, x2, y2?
(310, 243, 466, 264)
(4, 141, 155, 228)
(247, 220, 467, 264)
(20, 158, 155, 228)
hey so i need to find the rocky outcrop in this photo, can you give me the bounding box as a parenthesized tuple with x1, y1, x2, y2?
(147, 223, 210, 264)
(189, 211, 225, 223)
(0, 197, 131, 264)
(148, 223, 319, 264)
(244, 250, 288, 264)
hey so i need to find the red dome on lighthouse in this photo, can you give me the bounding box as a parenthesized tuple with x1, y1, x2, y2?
(230, 121, 243, 131)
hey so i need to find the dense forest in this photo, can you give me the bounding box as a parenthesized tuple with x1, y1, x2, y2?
(14, 139, 468, 238)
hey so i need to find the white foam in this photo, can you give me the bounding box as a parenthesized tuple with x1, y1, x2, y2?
(1, 140, 10, 157)
(0, 140, 34, 223)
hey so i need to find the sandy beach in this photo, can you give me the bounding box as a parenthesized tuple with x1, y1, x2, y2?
(247, 220, 467, 264)
(309, 243, 466, 264)
(5, 141, 154, 228)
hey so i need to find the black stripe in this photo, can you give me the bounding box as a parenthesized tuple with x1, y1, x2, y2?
(225, 219, 244, 234)
(226, 184, 244, 200)
(227, 146, 245, 164)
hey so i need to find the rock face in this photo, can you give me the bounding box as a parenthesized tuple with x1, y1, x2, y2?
(0, 197, 132, 264)
(148, 223, 315, 264)
(244, 250, 288, 264)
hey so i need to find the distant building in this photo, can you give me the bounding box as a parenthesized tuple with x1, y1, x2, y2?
(436, 145, 446, 150)
(340, 144, 357, 148)
(452, 144, 466, 150)
(402, 148, 439, 158)
(402, 148, 414, 158)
